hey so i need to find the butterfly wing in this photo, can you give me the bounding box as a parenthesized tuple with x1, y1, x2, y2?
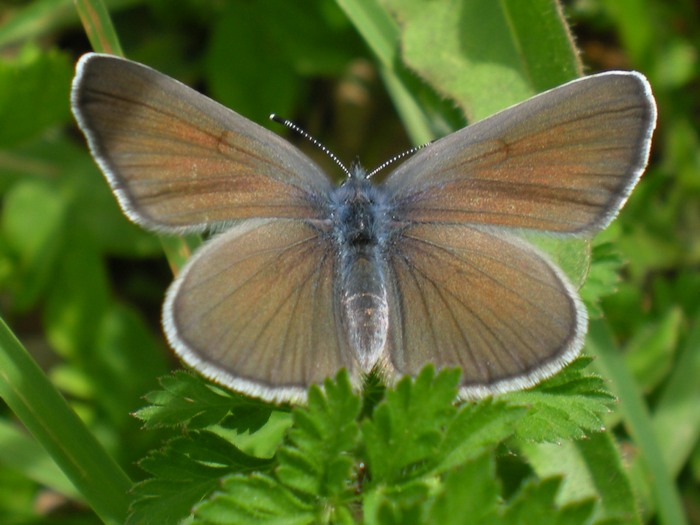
(384, 72, 656, 234)
(71, 53, 331, 232)
(384, 223, 586, 398)
(163, 218, 354, 402)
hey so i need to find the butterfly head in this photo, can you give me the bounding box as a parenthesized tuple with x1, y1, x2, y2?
(330, 165, 391, 251)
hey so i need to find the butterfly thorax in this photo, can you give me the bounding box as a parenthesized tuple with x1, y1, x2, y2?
(330, 169, 390, 251)
(330, 169, 390, 371)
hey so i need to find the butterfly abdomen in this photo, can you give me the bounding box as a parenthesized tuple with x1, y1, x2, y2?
(332, 175, 392, 370)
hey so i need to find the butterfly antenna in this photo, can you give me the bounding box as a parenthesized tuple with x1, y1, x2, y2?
(270, 114, 352, 178)
(366, 141, 431, 179)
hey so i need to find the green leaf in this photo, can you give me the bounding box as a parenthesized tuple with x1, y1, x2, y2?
(427, 452, 501, 525)
(0, 317, 132, 525)
(587, 320, 687, 525)
(652, 310, 700, 477)
(276, 370, 361, 498)
(438, 400, 525, 471)
(503, 477, 594, 525)
(522, 432, 640, 524)
(336, 0, 459, 145)
(43, 232, 110, 360)
(504, 358, 615, 442)
(130, 431, 271, 525)
(576, 432, 640, 524)
(205, 0, 358, 126)
(524, 235, 592, 291)
(379, 0, 581, 122)
(364, 480, 429, 525)
(135, 371, 275, 431)
(0, 45, 72, 146)
(188, 372, 361, 524)
(362, 366, 459, 484)
(580, 241, 626, 318)
(0, 419, 79, 499)
(1, 178, 66, 310)
(623, 307, 683, 393)
(91, 304, 169, 424)
(193, 474, 315, 525)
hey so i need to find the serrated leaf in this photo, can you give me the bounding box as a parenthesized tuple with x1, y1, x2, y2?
(219, 403, 280, 434)
(193, 473, 315, 525)
(362, 366, 459, 483)
(275, 447, 320, 494)
(191, 372, 361, 524)
(503, 358, 615, 442)
(275, 370, 361, 498)
(130, 431, 271, 525)
(438, 400, 525, 471)
(135, 371, 276, 431)
(514, 401, 586, 442)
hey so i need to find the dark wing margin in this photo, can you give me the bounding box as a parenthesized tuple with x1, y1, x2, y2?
(384, 72, 656, 235)
(71, 53, 331, 232)
(163, 219, 355, 403)
(384, 223, 587, 399)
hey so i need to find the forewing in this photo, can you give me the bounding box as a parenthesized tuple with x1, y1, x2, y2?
(384, 72, 656, 234)
(71, 53, 331, 232)
(385, 223, 586, 398)
(163, 219, 353, 402)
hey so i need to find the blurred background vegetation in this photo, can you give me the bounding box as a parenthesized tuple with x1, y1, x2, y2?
(0, 0, 697, 523)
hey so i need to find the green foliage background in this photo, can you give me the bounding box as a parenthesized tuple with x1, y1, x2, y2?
(0, 0, 698, 524)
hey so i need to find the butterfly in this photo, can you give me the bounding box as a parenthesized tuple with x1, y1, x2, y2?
(71, 53, 656, 403)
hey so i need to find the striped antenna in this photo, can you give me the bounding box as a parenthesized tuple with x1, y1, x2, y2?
(366, 141, 431, 179)
(270, 114, 351, 178)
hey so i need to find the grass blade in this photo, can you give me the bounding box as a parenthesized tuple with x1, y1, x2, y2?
(0, 317, 131, 524)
